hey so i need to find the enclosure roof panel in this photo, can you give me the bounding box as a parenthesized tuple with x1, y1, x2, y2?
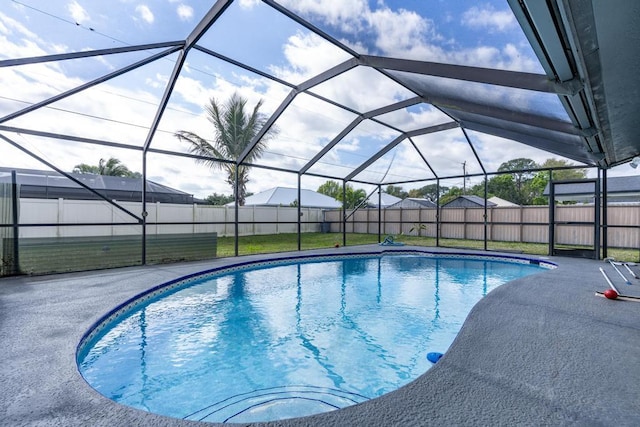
(1, 0, 637, 194)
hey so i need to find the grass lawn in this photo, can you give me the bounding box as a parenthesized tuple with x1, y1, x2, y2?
(217, 232, 640, 262)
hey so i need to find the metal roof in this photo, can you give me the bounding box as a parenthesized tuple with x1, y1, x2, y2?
(487, 196, 519, 207)
(1, 0, 638, 194)
(0, 167, 196, 204)
(241, 187, 341, 209)
(442, 195, 498, 208)
(387, 198, 437, 209)
(543, 176, 640, 200)
(368, 192, 403, 208)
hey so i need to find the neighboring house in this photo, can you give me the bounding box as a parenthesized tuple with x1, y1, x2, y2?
(367, 192, 402, 208)
(239, 187, 341, 209)
(442, 195, 497, 208)
(0, 167, 198, 204)
(543, 176, 640, 203)
(488, 196, 519, 207)
(387, 198, 437, 209)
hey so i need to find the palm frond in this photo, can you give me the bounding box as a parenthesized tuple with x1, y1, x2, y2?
(174, 130, 225, 169)
(175, 91, 278, 205)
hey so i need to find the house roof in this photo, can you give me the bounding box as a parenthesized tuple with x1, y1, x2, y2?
(0, 167, 196, 204)
(543, 176, 640, 197)
(488, 196, 519, 207)
(240, 187, 341, 209)
(368, 192, 402, 207)
(442, 195, 498, 207)
(387, 198, 437, 209)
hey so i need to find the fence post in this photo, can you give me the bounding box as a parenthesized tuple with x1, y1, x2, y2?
(57, 197, 64, 238)
(192, 203, 196, 234)
(463, 207, 467, 240)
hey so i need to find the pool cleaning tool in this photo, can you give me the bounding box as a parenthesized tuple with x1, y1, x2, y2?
(595, 290, 640, 303)
(622, 263, 639, 279)
(599, 267, 620, 295)
(379, 235, 405, 246)
(609, 259, 638, 279)
(605, 258, 632, 286)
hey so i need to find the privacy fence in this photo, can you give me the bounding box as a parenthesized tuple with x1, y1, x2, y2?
(1, 198, 324, 276)
(326, 205, 640, 250)
(1, 197, 639, 276)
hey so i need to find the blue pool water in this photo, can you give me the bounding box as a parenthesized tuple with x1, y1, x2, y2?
(77, 253, 551, 423)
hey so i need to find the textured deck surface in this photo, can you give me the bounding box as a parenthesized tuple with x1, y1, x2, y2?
(1, 246, 639, 426)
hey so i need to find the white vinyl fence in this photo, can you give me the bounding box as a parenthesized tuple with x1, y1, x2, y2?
(0, 198, 328, 275)
(5, 198, 640, 249)
(15, 199, 325, 238)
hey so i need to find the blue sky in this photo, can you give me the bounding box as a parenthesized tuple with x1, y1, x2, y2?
(0, 1, 630, 198)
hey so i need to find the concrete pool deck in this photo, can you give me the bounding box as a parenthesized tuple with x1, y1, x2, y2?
(1, 245, 639, 426)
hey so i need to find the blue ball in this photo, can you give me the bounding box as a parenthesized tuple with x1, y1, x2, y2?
(427, 352, 443, 363)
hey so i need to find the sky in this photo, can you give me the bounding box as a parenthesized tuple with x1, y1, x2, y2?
(0, 0, 635, 199)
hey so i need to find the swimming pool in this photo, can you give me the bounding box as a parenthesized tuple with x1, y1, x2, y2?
(77, 251, 554, 423)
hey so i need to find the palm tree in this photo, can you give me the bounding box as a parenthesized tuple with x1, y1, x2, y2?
(174, 92, 276, 206)
(73, 157, 140, 177)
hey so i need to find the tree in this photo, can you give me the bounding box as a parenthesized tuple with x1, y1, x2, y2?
(205, 193, 235, 205)
(174, 92, 277, 206)
(439, 186, 462, 205)
(385, 185, 407, 199)
(529, 159, 587, 205)
(317, 180, 341, 199)
(497, 158, 537, 193)
(72, 157, 140, 178)
(541, 158, 587, 181)
(496, 158, 539, 205)
(486, 174, 519, 202)
(341, 186, 367, 209)
(408, 184, 448, 201)
(317, 180, 367, 209)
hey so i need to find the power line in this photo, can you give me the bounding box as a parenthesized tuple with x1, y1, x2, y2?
(11, 0, 128, 45)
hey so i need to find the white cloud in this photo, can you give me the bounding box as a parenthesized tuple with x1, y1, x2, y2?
(278, 0, 537, 73)
(369, 7, 440, 55)
(135, 5, 154, 24)
(461, 6, 517, 33)
(176, 4, 193, 22)
(68, 1, 90, 25)
(281, 0, 368, 32)
(0, 12, 50, 55)
(271, 31, 352, 82)
(238, 0, 261, 9)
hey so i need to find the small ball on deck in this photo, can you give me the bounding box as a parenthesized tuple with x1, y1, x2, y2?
(427, 352, 443, 363)
(604, 289, 618, 299)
